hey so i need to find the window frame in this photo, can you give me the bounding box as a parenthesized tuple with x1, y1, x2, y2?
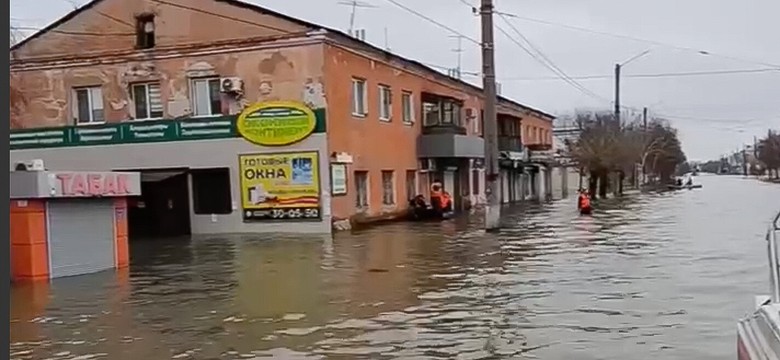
(190, 77, 222, 117)
(381, 170, 396, 206)
(72, 86, 105, 126)
(405, 169, 417, 202)
(190, 168, 233, 215)
(401, 91, 414, 124)
(131, 82, 164, 121)
(351, 78, 368, 117)
(378, 84, 392, 121)
(354, 170, 370, 210)
(135, 14, 156, 49)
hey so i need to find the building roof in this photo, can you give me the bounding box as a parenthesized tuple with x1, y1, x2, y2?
(11, 0, 555, 120)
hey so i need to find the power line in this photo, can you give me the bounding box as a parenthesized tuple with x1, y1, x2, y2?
(150, 0, 295, 35)
(10, 25, 134, 37)
(501, 68, 780, 81)
(494, 14, 610, 104)
(495, 10, 780, 70)
(380, 0, 480, 45)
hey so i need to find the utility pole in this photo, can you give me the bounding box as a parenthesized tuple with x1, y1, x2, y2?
(641, 106, 648, 185)
(481, 0, 500, 231)
(614, 64, 621, 124)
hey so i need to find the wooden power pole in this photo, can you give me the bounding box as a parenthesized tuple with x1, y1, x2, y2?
(481, 0, 500, 231)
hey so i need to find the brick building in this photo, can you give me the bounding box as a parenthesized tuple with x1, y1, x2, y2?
(9, 0, 554, 235)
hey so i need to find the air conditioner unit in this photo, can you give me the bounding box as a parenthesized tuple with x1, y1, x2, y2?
(465, 107, 476, 119)
(14, 159, 45, 171)
(220, 77, 244, 94)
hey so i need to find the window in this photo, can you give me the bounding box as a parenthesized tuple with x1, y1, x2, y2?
(381, 170, 395, 205)
(442, 102, 453, 124)
(191, 168, 232, 214)
(423, 101, 440, 126)
(355, 171, 369, 209)
(131, 82, 163, 120)
(473, 110, 481, 135)
(405, 170, 417, 201)
(379, 85, 392, 121)
(72, 86, 104, 125)
(135, 14, 155, 49)
(402, 91, 414, 124)
(352, 78, 367, 116)
(472, 169, 480, 195)
(191, 78, 222, 116)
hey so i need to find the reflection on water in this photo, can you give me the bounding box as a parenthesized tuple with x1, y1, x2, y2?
(11, 175, 780, 359)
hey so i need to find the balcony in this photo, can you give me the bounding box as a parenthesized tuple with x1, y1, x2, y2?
(498, 136, 523, 152)
(418, 92, 482, 158)
(421, 93, 468, 135)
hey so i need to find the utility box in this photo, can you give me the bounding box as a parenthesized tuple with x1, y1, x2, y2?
(10, 170, 141, 282)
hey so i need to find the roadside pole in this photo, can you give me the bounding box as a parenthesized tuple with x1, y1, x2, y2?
(481, 0, 500, 231)
(614, 64, 621, 123)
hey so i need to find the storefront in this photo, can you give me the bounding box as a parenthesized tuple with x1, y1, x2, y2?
(9, 101, 332, 236)
(499, 150, 529, 204)
(10, 169, 141, 281)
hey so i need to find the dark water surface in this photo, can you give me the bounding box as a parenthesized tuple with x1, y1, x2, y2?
(11, 175, 780, 359)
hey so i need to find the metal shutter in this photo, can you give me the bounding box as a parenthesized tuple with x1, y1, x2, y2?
(47, 199, 115, 278)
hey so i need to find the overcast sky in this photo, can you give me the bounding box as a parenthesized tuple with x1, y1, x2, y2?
(10, 0, 780, 160)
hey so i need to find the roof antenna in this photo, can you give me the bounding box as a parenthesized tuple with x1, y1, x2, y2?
(337, 0, 377, 36)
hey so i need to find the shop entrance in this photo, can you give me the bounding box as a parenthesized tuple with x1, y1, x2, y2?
(122, 168, 192, 239)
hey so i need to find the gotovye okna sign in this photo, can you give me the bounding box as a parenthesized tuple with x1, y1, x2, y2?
(238, 151, 321, 221)
(236, 101, 317, 146)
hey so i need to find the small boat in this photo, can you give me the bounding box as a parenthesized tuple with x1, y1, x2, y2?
(407, 197, 454, 221)
(667, 184, 703, 190)
(737, 210, 780, 359)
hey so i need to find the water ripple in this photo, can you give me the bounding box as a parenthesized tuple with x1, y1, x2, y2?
(10, 175, 780, 359)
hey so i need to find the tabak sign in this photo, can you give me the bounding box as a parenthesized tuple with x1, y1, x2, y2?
(49, 171, 141, 198)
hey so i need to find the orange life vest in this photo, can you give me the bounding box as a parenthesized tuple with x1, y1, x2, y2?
(441, 193, 451, 209)
(580, 195, 591, 209)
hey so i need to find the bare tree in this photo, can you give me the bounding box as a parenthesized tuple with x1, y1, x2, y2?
(568, 110, 686, 198)
(758, 130, 780, 179)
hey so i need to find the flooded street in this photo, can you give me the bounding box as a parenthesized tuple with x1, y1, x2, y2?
(10, 175, 780, 360)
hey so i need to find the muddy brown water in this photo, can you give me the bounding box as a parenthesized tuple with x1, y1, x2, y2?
(10, 175, 780, 359)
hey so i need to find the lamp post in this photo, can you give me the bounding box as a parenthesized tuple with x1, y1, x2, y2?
(614, 49, 651, 124)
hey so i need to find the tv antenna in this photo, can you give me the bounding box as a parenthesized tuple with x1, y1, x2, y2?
(337, 0, 378, 36)
(449, 34, 465, 79)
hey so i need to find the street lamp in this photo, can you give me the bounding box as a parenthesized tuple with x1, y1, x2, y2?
(614, 49, 652, 123)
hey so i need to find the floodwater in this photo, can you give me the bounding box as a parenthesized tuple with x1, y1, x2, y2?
(10, 175, 780, 360)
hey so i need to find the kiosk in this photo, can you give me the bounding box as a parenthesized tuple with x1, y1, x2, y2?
(10, 168, 141, 282)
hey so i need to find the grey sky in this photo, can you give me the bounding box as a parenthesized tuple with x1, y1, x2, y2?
(10, 0, 780, 161)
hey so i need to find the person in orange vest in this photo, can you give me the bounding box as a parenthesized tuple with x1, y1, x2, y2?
(430, 182, 444, 212)
(577, 189, 592, 215)
(441, 191, 453, 213)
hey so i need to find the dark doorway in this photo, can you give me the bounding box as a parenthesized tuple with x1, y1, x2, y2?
(123, 169, 192, 239)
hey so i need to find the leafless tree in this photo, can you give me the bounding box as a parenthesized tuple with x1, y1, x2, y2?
(568, 110, 686, 198)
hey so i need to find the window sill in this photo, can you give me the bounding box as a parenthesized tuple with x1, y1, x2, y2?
(402, 121, 415, 126)
(379, 117, 392, 122)
(75, 121, 107, 126)
(131, 117, 165, 122)
(352, 113, 367, 118)
(189, 114, 224, 119)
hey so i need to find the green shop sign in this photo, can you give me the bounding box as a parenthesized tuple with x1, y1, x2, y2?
(10, 111, 326, 150)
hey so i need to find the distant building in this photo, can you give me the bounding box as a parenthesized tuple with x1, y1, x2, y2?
(10, 0, 553, 235)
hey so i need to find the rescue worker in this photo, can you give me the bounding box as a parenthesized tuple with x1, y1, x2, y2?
(430, 182, 444, 214)
(441, 191, 453, 213)
(577, 189, 593, 215)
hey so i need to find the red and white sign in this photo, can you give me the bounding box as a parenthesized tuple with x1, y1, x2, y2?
(55, 173, 130, 196)
(46, 172, 141, 198)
